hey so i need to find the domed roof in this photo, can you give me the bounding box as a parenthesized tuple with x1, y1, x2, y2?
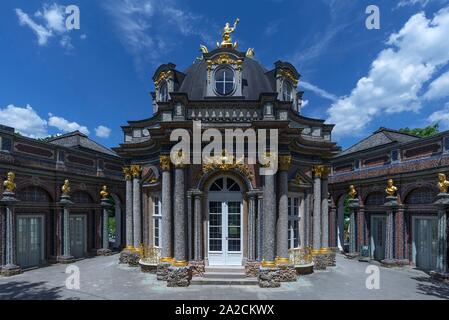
(177, 53, 277, 101)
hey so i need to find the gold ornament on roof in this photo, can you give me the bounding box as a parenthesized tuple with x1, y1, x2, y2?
(61, 180, 71, 196)
(200, 45, 209, 54)
(348, 185, 357, 200)
(438, 173, 449, 193)
(218, 18, 239, 49)
(385, 179, 398, 197)
(246, 48, 255, 58)
(154, 71, 172, 89)
(3, 172, 16, 193)
(278, 68, 299, 86)
(100, 185, 109, 199)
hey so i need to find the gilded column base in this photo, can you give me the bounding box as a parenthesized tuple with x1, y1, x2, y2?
(311, 249, 322, 256)
(319, 248, 332, 254)
(160, 257, 174, 264)
(173, 260, 188, 267)
(261, 260, 277, 268)
(275, 257, 291, 265)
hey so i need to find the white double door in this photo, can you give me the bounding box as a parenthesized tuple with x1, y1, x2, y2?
(208, 193, 243, 266)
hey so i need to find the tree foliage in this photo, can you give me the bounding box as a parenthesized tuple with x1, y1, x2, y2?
(399, 124, 439, 138)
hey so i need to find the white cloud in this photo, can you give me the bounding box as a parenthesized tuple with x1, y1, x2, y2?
(95, 125, 111, 138)
(327, 7, 449, 137)
(301, 81, 339, 102)
(15, 3, 75, 49)
(102, 0, 217, 68)
(48, 114, 90, 135)
(0, 105, 48, 138)
(396, 0, 449, 8)
(301, 100, 309, 108)
(427, 103, 449, 129)
(424, 70, 449, 100)
(15, 8, 53, 45)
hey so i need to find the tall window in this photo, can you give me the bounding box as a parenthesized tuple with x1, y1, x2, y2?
(153, 196, 162, 247)
(214, 67, 235, 96)
(288, 197, 300, 249)
(282, 81, 293, 102)
(159, 82, 169, 102)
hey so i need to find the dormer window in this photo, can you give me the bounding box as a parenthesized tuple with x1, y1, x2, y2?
(159, 81, 169, 102)
(214, 67, 235, 96)
(282, 81, 293, 102)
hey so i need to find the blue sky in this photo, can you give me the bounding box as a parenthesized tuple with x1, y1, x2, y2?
(1, 0, 449, 149)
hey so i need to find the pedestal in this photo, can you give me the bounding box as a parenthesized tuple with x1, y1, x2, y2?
(157, 262, 172, 281)
(97, 199, 112, 256)
(258, 267, 281, 288)
(245, 261, 261, 278)
(167, 266, 192, 287)
(1, 191, 22, 277)
(277, 264, 297, 282)
(57, 196, 75, 264)
(433, 193, 449, 278)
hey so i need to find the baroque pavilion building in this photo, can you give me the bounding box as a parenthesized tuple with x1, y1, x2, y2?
(115, 21, 339, 287)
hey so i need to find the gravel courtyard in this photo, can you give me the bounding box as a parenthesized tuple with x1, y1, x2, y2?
(0, 254, 448, 300)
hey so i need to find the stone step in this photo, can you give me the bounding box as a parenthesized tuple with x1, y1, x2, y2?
(191, 277, 258, 286)
(203, 272, 247, 279)
(205, 267, 245, 274)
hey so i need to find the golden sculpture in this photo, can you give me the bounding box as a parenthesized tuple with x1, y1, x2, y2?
(100, 185, 109, 199)
(61, 180, 71, 196)
(3, 172, 16, 193)
(385, 179, 398, 197)
(200, 44, 209, 54)
(438, 173, 449, 193)
(348, 185, 357, 200)
(218, 18, 239, 49)
(202, 150, 253, 180)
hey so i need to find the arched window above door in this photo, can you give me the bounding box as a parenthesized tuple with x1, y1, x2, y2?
(209, 177, 241, 192)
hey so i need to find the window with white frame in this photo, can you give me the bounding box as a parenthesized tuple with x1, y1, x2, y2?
(153, 196, 162, 247)
(288, 197, 301, 249)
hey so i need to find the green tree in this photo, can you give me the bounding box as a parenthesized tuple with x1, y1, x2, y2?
(399, 124, 439, 138)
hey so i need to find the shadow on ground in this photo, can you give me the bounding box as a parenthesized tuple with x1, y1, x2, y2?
(0, 281, 78, 300)
(412, 276, 449, 300)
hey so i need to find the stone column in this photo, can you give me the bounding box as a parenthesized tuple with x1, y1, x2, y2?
(98, 196, 112, 256)
(173, 165, 187, 266)
(123, 167, 133, 250)
(276, 155, 290, 262)
(1, 186, 21, 277)
(262, 173, 276, 266)
(257, 194, 263, 261)
(312, 167, 322, 253)
(131, 165, 142, 249)
(58, 191, 75, 264)
(329, 205, 337, 248)
(187, 192, 193, 261)
(321, 176, 329, 251)
(193, 191, 203, 261)
(434, 193, 449, 276)
(382, 195, 399, 264)
(160, 156, 173, 261)
(395, 206, 405, 260)
(348, 198, 360, 257)
(356, 207, 365, 253)
(247, 193, 257, 261)
(299, 195, 306, 248)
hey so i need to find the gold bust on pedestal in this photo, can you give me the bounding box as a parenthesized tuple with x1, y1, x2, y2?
(438, 173, 449, 193)
(3, 172, 16, 193)
(385, 179, 398, 197)
(100, 185, 109, 200)
(348, 185, 357, 200)
(61, 180, 71, 197)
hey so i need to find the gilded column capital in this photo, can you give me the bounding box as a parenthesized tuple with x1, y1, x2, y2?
(312, 165, 329, 178)
(123, 167, 132, 181)
(130, 165, 142, 178)
(159, 155, 171, 171)
(278, 155, 292, 171)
